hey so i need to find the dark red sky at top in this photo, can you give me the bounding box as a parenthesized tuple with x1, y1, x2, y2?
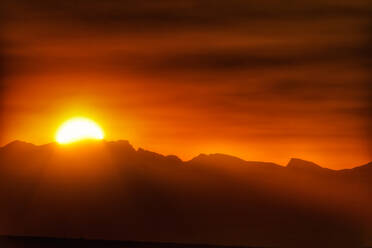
(1, 0, 371, 168)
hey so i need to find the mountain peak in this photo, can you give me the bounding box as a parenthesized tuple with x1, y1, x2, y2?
(190, 153, 245, 164)
(104, 140, 136, 155)
(287, 158, 326, 171)
(2, 140, 36, 150)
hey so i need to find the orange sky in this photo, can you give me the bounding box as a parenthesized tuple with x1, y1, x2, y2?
(1, 0, 371, 169)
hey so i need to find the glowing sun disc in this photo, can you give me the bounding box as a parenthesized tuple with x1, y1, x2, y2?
(56, 117, 104, 144)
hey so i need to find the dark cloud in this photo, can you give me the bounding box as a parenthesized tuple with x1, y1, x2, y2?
(130, 45, 368, 73)
(3, 0, 371, 31)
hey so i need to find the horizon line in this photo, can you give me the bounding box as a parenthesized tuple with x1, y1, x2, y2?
(1, 139, 371, 171)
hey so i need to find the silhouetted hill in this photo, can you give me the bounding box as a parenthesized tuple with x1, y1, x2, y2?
(0, 140, 371, 247)
(286, 158, 336, 178)
(350, 162, 372, 174)
(189, 153, 280, 169)
(287, 158, 326, 170)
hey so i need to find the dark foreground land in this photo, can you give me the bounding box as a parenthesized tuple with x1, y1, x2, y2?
(1, 236, 372, 248)
(0, 236, 265, 248)
(1, 141, 372, 246)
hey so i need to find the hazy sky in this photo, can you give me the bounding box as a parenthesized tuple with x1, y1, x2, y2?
(1, 0, 371, 168)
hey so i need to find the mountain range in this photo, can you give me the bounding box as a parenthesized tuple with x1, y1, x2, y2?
(0, 140, 371, 247)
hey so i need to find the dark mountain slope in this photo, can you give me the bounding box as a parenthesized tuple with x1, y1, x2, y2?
(0, 140, 371, 247)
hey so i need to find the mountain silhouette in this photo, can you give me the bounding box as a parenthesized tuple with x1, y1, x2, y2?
(287, 158, 326, 170)
(0, 140, 371, 247)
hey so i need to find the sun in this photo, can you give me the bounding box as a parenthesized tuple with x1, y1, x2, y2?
(56, 117, 104, 144)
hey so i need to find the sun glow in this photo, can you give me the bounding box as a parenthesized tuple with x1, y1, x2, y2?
(56, 117, 104, 144)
